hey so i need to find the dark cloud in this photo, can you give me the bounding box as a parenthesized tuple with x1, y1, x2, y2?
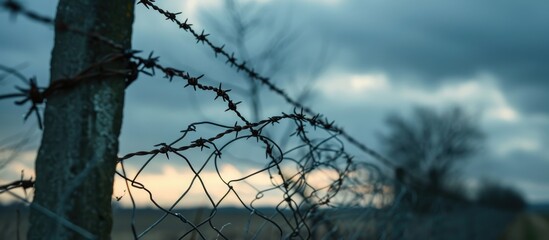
(506, 86, 549, 115)
(295, 0, 549, 114)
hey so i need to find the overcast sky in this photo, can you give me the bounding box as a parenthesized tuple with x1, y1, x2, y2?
(0, 0, 548, 206)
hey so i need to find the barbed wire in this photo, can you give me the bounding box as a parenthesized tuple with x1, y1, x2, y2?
(135, 0, 399, 169)
(132, 1, 486, 201)
(1, 0, 393, 171)
(0, 1, 358, 238)
(0, 1, 510, 240)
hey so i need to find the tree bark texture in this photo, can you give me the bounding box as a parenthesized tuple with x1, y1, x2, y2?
(28, 0, 135, 239)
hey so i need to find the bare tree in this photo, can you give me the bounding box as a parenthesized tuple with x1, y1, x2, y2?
(380, 106, 484, 191)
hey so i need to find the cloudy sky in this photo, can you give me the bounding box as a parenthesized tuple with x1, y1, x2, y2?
(0, 0, 548, 206)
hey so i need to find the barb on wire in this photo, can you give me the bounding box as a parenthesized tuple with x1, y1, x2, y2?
(0, 73, 44, 129)
(0, 178, 34, 195)
(0, 53, 128, 129)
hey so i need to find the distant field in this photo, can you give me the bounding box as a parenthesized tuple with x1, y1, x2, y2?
(0, 207, 302, 240)
(1, 207, 337, 239)
(0, 205, 524, 239)
(111, 207, 305, 240)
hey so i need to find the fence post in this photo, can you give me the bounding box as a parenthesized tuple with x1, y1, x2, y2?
(28, 0, 135, 239)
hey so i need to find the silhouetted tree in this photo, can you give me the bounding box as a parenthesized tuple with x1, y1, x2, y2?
(381, 106, 484, 190)
(477, 181, 526, 211)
